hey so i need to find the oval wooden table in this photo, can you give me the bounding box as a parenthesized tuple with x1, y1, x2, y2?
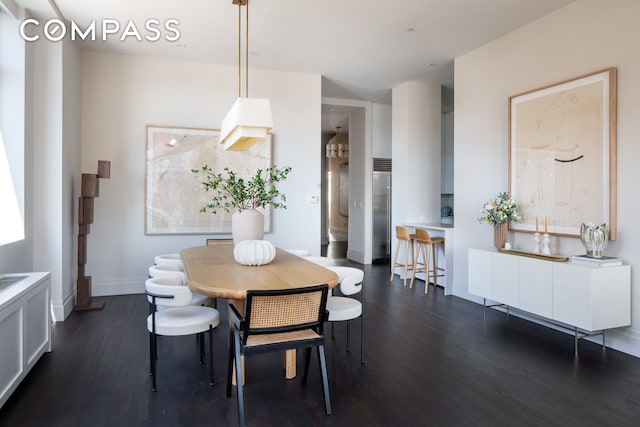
(181, 244, 339, 379)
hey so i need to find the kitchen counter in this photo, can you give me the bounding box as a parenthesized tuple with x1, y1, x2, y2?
(404, 221, 454, 230)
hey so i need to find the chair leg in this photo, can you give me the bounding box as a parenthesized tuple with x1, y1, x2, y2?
(302, 347, 312, 384)
(148, 331, 153, 376)
(331, 322, 335, 339)
(425, 244, 432, 295)
(208, 325, 214, 386)
(402, 240, 409, 287)
(199, 332, 205, 365)
(233, 329, 245, 427)
(346, 321, 351, 353)
(226, 330, 235, 397)
(361, 291, 365, 365)
(150, 331, 157, 392)
(409, 241, 421, 289)
(317, 345, 332, 415)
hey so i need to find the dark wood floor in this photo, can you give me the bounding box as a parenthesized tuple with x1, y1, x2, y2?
(2, 259, 640, 426)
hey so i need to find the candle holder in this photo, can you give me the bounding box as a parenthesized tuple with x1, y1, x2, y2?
(533, 232, 541, 253)
(541, 233, 551, 255)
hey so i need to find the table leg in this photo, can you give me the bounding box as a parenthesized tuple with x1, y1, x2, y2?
(285, 350, 296, 379)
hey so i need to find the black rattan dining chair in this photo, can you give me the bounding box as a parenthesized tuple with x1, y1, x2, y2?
(226, 284, 332, 426)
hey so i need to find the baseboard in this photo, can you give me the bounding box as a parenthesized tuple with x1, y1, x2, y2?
(51, 291, 76, 322)
(91, 277, 145, 297)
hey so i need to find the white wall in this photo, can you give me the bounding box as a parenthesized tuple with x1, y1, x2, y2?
(391, 81, 441, 224)
(81, 52, 322, 296)
(454, 0, 640, 356)
(30, 36, 82, 320)
(372, 102, 392, 159)
(347, 105, 370, 263)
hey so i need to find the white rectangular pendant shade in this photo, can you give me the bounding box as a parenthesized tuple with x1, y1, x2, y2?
(220, 97, 273, 151)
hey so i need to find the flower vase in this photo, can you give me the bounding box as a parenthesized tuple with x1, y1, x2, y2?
(494, 222, 508, 250)
(232, 209, 264, 244)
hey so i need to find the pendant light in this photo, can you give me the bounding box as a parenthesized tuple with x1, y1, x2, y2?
(325, 126, 348, 158)
(220, 0, 273, 151)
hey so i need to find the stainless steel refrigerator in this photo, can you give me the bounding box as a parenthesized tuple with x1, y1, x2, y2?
(372, 158, 391, 261)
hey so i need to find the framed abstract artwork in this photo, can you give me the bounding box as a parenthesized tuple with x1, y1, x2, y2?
(508, 68, 617, 239)
(145, 125, 272, 235)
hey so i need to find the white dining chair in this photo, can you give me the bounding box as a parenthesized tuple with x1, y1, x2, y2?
(284, 249, 311, 257)
(146, 276, 220, 391)
(148, 263, 211, 307)
(325, 266, 365, 364)
(302, 255, 335, 267)
(154, 253, 184, 269)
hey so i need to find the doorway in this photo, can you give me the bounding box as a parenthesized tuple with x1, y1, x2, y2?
(322, 120, 349, 259)
(321, 100, 371, 264)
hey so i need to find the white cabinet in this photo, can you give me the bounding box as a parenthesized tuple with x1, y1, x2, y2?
(552, 263, 631, 331)
(468, 249, 631, 333)
(0, 273, 51, 408)
(468, 248, 491, 297)
(519, 257, 553, 318)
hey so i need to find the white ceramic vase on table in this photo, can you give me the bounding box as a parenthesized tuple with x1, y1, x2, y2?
(232, 209, 264, 244)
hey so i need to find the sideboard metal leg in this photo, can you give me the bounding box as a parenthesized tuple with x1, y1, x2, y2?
(574, 327, 579, 356)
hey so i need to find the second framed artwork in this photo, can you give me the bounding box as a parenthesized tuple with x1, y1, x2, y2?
(508, 67, 617, 239)
(145, 125, 272, 235)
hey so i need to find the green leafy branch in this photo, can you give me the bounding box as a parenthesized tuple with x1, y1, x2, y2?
(192, 165, 292, 214)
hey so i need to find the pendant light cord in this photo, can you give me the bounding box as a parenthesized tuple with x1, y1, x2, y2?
(237, 1, 250, 98)
(245, 2, 249, 98)
(237, 4, 241, 97)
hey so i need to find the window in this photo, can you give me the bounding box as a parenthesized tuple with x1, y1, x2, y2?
(0, 6, 26, 245)
(0, 130, 24, 245)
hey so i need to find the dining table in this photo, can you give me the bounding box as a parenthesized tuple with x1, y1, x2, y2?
(181, 243, 339, 380)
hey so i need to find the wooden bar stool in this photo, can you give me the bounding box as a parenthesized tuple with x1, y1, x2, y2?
(410, 228, 445, 294)
(390, 225, 416, 287)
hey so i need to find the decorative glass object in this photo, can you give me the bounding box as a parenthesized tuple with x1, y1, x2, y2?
(580, 223, 608, 258)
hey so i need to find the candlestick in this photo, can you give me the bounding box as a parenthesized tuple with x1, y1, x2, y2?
(544, 216, 548, 234)
(535, 216, 539, 233)
(533, 232, 541, 253)
(541, 233, 551, 255)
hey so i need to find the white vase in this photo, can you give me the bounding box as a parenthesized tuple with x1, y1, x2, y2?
(232, 209, 264, 244)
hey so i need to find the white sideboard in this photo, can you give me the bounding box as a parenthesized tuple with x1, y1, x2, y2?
(0, 272, 51, 408)
(468, 248, 631, 351)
